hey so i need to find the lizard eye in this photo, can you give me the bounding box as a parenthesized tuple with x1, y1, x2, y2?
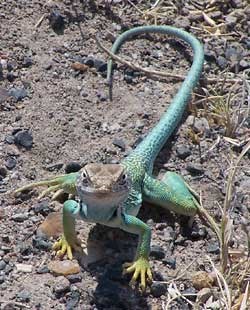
(119, 173, 127, 185)
(81, 170, 88, 183)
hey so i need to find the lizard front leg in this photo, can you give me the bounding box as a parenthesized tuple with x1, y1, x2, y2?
(121, 214, 152, 290)
(14, 172, 79, 200)
(53, 199, 82, 259)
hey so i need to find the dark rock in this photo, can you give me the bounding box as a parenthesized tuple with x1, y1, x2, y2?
(32, 236, 51, 250)
(217, 56, 228, 69)
(11, 213, 28, 222)
(22, 56, 33, 68)
(150, 281, 167, 297)
(182, 287, 197, 301)
(66, 291, 80, 310)
(0, 276, 5, 284)
(112, 138, 126, 151)
(207, 241, 220, 254)
(186, 163, 204, 175)
(191, 227, 208, 239)
(6, 72, 16, 82)
(9, 87, 28, 101)
(66, 273, 82, 284)
(37, 265, 49, 274)
(14, 130, 33, 149)
(5, 157, 16, 170)
(176, 145, 191, 159)
(150, 245, 165, 260)
(33, 201, 51, 216)
(0, 167, 7, 178)
(49, 11, 65, 31)
(2, 235, 10, 243)
(65, 162, 82, 173)
(16, 290, 31, 302)
(162, 257, 176, 269)
(0, 260, 7, 270)
(7, 62, 14, 71)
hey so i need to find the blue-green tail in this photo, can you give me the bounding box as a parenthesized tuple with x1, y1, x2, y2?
(107, 26, 204, 172)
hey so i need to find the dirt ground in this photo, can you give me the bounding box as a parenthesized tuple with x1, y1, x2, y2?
(0, 1, 249, 309)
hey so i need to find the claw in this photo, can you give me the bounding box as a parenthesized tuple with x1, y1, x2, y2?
(123, 257, 152, 290)
(53, 235, 82, 260)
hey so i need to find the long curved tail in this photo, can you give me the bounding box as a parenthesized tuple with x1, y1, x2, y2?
(107, 26, 204, 171)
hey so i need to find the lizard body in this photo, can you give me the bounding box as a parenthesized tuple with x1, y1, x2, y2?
(16, 26, 210, 289)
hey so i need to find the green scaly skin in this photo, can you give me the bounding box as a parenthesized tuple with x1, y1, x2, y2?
(15, 26, 212, 290)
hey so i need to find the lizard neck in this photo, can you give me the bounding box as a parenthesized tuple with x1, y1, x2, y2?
(108, 26, 204, 172)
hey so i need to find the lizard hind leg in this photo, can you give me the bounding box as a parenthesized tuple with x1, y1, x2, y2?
(142, 172, 198, 217)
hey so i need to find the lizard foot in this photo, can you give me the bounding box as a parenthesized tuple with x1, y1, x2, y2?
(14, 172, 78, 199)
(123, 257, 152, 291)
(53, 235, 82, 260)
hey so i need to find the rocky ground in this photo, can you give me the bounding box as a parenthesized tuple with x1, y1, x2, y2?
(0, 0, 249, 309)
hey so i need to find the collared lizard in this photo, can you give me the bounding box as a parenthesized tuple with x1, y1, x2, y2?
(15, 26, 220, 290)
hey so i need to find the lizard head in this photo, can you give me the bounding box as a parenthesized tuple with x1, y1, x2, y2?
(76, 163, 131, 222)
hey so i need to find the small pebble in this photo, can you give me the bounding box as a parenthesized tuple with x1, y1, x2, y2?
(54, 276, 70, 295)
(5, 134, 15, 144)
(186, 163, 204, 175)
(0, 260, 7, 270)
(176, 145, 191, 160)
(37, 265, 49, 274)
(32, 236, 51, 250)
(112, 138, 126, 151)
(182, 287, 197, 301)
(5, 157, 16, 170)
(16, 263, 33, 273)
(162, 257, 176, 269)
(22, 56, 33, 68)
(192, 271, 214, 290)
(0, 167, 7, 178)
(16, 290, 31, 302)
(66, 291, 80, 310)
(66, 273, 82, 284)
(11, 213, 28, 222)
(207, 242, 220, 254)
